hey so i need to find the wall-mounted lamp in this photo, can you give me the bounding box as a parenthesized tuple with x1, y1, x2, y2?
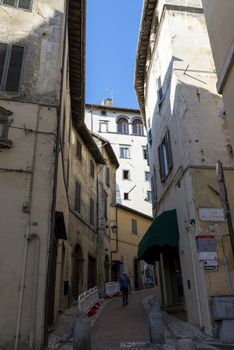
(111, 225, 118, 233)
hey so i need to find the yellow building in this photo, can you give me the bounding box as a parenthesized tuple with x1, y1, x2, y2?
(111, 204, 153, 289)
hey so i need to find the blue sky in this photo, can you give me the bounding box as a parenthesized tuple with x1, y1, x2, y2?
(86, 0, 143, 109)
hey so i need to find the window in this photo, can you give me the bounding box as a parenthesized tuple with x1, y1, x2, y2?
(89, 197, 94, 225)
(101, 109, 107, 116)
(158, 129, 172, 181)
(106, 166, 110, 186)
(90, 159, 94, 178)
(146, 191, 152, 202)
(103, 191, 107, 218)
(151, 167, 157, 207)
(77, 140, 82, 161)
(0, 116, 9, 139)
(124, 192, 129, 200)
(131, 219, 137, 235)
(1, 0, 32, 10)
(123, 170, 130, 180)
(0, 43, 24, 93)
(142, 147, 147, 160)
(145, 171, 150, 181)
(132, 118, 144, 135)
(117, 116, 129, 134)
(120, 146, 130, 159)
(75, 181, 81, 213)
(99, 121, 108, 132)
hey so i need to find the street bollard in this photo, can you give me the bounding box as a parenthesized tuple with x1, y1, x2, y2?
(176, 338, 197, 350)
(73, 311, 91, 350)
(149, 311, 165, 344)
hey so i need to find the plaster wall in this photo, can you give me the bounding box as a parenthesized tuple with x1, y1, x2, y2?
(144, 5, 234, 334)
(85, 107, 152, 216)
(0, 100, 57, 349)
(112, 207, 152, 288)
(0, 0, 65, 105)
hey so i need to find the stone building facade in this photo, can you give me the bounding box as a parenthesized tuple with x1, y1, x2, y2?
(135, 0, 234, 335)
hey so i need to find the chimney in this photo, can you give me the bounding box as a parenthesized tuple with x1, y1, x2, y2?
(101, 98, 113, 107)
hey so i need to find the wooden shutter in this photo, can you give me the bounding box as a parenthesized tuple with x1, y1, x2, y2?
(158, 144, 165, 180)
(0, 43, 7, 88)
(18, 0, 31, 9)
(5, 45, 24, 93)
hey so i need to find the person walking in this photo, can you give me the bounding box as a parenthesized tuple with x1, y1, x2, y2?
(119, 272, 131, 306)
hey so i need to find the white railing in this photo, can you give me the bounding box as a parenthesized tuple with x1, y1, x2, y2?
(105, 282, 120, 297)
(78, 286, 100, 316)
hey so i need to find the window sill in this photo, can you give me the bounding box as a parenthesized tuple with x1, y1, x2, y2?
(0, 139, 12, 149)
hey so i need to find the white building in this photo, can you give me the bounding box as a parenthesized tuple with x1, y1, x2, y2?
(85, 101, 152, 216)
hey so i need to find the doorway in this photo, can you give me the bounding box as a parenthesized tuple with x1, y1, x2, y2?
(88, 255, 97, 289)
(72, 244, 83, 299)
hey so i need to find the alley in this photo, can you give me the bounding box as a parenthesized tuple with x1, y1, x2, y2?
(91, 288, 157, 349)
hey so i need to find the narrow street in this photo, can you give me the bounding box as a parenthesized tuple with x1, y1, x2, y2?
(91, 288, 156, 349)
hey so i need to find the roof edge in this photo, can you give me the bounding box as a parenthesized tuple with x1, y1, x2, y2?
(116, 203, 153, 220)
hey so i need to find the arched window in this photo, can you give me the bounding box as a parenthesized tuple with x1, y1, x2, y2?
(132, 119, 144, 135)
(117, 117, 129, 134)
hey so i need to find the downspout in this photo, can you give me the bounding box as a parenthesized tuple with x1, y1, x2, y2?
(110, 206, 119, 265)
(14, 105, 41, 350)
(43, 1, 68, 346)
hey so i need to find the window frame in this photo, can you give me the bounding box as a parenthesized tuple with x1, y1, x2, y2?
(158, 129, 172, 182)
(142, 147, 147, 160)
(116, 116, 129, 134)
(99, 121, 108, 132)
(0, 116, 10, 140)
(124, 192, 129, 200)
(131, 218, 138, 235)
(119, 145, 130, 159)
(146, 190, 152, 202)
(105, 166, 110, 187)
(145, 171, 150, 182)
(132, 118, 144, 136)
(123, 169, 130, 180)
(0, 42, 25, 94)
(1, 0, 33, 11)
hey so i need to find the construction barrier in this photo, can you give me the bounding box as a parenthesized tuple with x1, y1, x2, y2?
(105, 282, 120, 297)
(77, 286, 101, 317)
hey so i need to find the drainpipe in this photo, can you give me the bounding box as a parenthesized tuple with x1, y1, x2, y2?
(110, 206, 119, 265)
(43, 1, 68, 346)
(14, 104, 41, 350)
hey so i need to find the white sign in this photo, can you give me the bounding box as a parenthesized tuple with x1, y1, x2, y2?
(197, 252, 217, 261)
(198, 208, 225, 222)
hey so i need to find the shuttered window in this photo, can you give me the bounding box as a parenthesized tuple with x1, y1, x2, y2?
(89, 198, 94, 225)
(1, 0, 32, 10)
(131, 219, 137, 235)
(158, 129, 172, 181)
(0, 43, 24, 93)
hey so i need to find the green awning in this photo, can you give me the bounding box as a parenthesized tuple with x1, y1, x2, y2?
(138, 209, 179, 264)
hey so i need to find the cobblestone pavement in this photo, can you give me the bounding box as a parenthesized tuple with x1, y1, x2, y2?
(91, 288, 157, 350)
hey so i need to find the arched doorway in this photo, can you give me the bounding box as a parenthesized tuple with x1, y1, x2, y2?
(111, 261, 123, 282)
(72, 244, 83, 299)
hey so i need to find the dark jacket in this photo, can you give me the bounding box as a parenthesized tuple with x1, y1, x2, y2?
(119, 274, 130, 289)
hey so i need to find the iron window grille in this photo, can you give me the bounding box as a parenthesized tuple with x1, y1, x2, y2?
(0, 43, 25, 94)
(1, 0, 32, 10)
